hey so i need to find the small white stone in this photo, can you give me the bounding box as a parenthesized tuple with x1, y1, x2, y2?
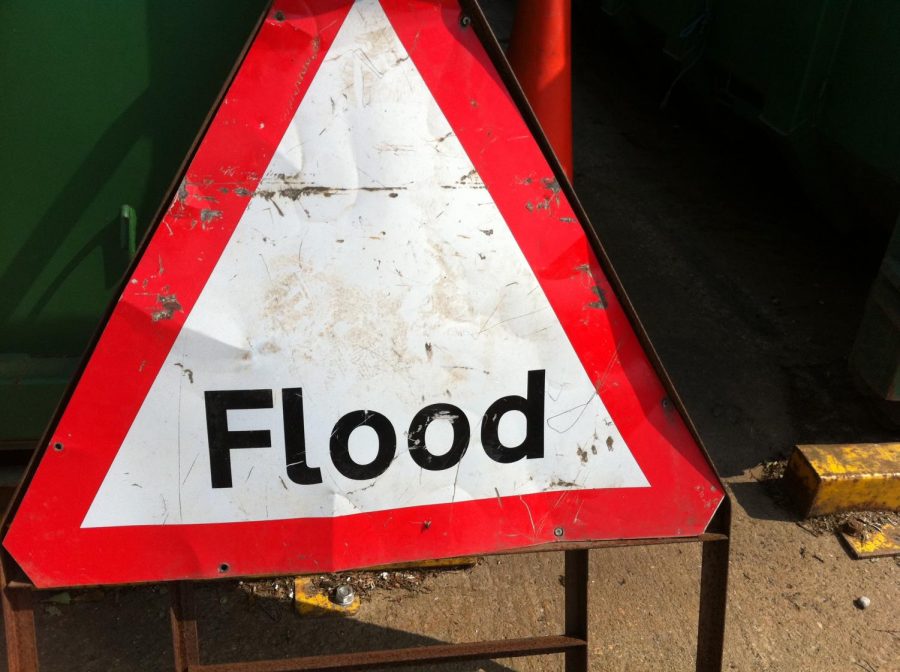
(854, 596, 871, 609)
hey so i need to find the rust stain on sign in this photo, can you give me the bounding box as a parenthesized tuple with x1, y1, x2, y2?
(575, 264, 607, 310)
(524, 177, 563, 213)
(254, 182, 410, 216)
(541, 177, 560, 193)
(200, 209, 223, 224)
(586, 286, 608, 310)
(176, 180, 189, 205)
(151, 294, 182, 322)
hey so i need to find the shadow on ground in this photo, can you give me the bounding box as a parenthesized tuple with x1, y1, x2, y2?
(11, 583, 526, 672)
(727, 481, 797, 523)
(571, 2, 895, 488)
(194, 582, 521, 671)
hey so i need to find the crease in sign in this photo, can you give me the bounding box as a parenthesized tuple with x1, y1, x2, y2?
(80, 0, 648, 530)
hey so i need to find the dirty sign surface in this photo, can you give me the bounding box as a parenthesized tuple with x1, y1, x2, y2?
(4, 0, 723, 588)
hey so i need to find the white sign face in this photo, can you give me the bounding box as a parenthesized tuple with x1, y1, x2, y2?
(82, 0, 648, 529)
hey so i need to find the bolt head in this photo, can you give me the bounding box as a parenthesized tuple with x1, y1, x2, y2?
(554, 527, 564, 537)
(331, 584, 355, 607)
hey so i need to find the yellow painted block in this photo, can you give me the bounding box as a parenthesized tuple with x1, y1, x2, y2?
(841, 523, 900, 558)
(783, 443, 900, 517)
(293, 578, 360, 618)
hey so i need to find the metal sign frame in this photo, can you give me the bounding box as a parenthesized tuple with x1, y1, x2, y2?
(2, 502, 729, 672)
(0, 1, 730, 669)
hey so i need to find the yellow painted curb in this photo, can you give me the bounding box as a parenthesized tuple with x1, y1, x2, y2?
(293, 578, 360, 618)
(783, 443, 900, 517)
(841, 523, 900, 558)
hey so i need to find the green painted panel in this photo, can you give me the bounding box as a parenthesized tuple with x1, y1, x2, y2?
(818, 0, 900, 177)
(0, 1, 269, 440)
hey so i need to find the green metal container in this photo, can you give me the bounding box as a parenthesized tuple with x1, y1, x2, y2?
(600, 0, 900, 231)
(852, 216, 900, 401)
(0, 1, 268, 450)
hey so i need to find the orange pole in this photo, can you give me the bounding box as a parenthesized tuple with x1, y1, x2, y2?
(507, 0, 573, 180)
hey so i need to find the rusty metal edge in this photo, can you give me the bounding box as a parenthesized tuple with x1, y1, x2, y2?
(1, 554, 38, 672)
(782, 447, 820, 517)
(0, 533, 726, 592)
(563, 549, 589, 672)
(695, 496, 730, 672)
(184, 635, 585, 672)
(171, 582, 201, 672)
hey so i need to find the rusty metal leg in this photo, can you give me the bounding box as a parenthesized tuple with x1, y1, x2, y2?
(564, 549, 589, 672)
(1, 558, 39, 672)
(696, 499, 731, 672)
(2, 586, 39, 672)
(170, 582, 200, 672)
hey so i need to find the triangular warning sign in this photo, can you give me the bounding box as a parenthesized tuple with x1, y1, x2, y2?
(4, 0, 723, 588)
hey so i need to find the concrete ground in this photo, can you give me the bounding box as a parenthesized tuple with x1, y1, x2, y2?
(6, 1, 899, 670)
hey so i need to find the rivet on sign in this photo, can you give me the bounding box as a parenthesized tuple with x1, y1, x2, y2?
(554, 527, 564, 537)
(218, 563, 230, 573)
(274, 10, 285, 22)
(459, 15, 472, 28)
(52, 442, 64, 452)
(330, 584, 355, 607)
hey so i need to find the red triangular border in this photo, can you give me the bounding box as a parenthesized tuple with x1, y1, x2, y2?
(4, 0, 723, 588)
